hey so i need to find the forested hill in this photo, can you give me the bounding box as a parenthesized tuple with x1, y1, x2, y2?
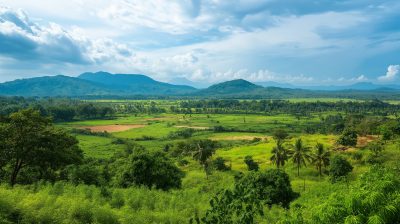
(79, 72, 175, 87)
(0, 75, 197, 97)
(191, 79, 264, 95)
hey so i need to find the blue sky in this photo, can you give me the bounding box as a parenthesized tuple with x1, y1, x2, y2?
(0, 0, 399, 86)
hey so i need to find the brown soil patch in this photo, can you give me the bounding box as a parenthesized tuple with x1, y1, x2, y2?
(175, 125, 212, 130)
(76, 125, 147, 132)
(179, 119, 190, 121)
(209, 135, 270, 141)
(356, 135, 379, 147)
(137, 117, 173, 121)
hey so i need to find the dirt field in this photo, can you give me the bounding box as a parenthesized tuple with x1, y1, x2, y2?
(356, 135, 379, 147)
(209, 135, 270, 141)
(175, 125, 212, 130)
(137, 117, 174, 121)
(76, 125, 147, 132)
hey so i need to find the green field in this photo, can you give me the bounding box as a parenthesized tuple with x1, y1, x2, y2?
(2, 98, 400, 223)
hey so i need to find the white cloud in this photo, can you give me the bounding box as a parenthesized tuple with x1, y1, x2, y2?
(377, 65, 399, 81)
(186, 68, 314, 84)
(348, 75, 369, 82)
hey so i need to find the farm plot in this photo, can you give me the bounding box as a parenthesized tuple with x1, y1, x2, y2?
(75, 125, 147, 132)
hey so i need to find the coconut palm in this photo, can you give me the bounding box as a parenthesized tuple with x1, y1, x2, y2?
(270, 139, 292, 168)
(289, 138, 311, 177)
(193, 140, 214, 179)
(310, 142, 331, 176)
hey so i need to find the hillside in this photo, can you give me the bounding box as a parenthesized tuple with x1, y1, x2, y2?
(78, 72, 195, 91)
(0, 75, 116, 96)
(191, 79, 263, 95)
(0, 75, 197, 96)
(78, 72, 159, 86)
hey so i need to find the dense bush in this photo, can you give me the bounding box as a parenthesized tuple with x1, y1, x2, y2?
(244, 156, 259, 171)
(329, 155, 354, 183)
(70, 128, 111, 137)
(114, 149, 184, 190)
(282, 165, 400, 223)
(210, 157, 231, 171)
(239, 169, 299, 208)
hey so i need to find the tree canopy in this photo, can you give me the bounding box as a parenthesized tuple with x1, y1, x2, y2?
(114, 149, 184, 191)
(0, 108, 83, 186)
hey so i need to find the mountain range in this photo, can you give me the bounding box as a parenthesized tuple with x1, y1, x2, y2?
(167, 77, 400, 90)
(1, 72, 400, 98)
(0, 72, 196, 96)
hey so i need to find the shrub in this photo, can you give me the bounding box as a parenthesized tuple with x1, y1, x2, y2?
(273, 128, 288, 140)
(239, 169, 299, 208)
(329, 155, 354, 183)
(210, 157, 231, 171)
(114, 149, 185, 191)
(336, 127, 357, 147)
(244, 156, 259, 171)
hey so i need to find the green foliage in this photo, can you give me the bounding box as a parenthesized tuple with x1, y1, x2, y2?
(287, 165, 400, 224)
(273, 128, 288, 140)
(244, 156, 259, 171)
(70, 128, 112, 137)
(368, 142, 385, 158)
(193, 140, 215, 179)
(289, 138, 311, 177)
(190, 184, 264, 224)
(329, 155, 354, 183)
(177, 157, 190, 166)
(114, 149, 184, 191)
(310, 143, 331, 176)
(337, 127, 358, 147)
(210, 157, 231, 171)
(0, 108, 83, 186)
(379, 125, 393, 143)
(233, 172, 244, 183)
(270, 139, 291, 168)
(239, 169, 299, 208)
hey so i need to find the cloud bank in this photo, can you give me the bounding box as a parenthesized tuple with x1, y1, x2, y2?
(377, 65, 399, 81)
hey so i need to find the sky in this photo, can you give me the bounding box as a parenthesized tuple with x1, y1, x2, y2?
(0, 0, 399, 86)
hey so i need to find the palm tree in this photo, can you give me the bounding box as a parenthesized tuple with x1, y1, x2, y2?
(310, 142, 331, 176)
(270, 139, 292, 168)
(193, 140, 214, 179)
(289, 138, 311, 177)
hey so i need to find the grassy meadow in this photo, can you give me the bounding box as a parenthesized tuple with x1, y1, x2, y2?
(3, 98, 399, 223)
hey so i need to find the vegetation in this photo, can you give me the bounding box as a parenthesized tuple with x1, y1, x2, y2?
(244, 156, 259, 171)
(1, 96, 400, 223)
(328, 155, 354, 183)
(289, 139, 311, 177)
(310, 143, 331, 176)
(270, 139, 291, 168)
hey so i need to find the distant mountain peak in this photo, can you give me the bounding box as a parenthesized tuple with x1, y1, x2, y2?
(78, 72, 157, 86)
(193, 79, 263, 95)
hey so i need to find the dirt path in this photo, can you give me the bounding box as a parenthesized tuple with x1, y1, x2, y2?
(75, 125, 147, 132)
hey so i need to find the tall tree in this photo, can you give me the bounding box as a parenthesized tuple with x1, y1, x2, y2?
(0, 108, 83, 186)
(273, 128, 288, 140)
(193, 140, 214, 180)
(310, 142, 331, 176)
(337, 127, 358, 147)
(289, 138, 311, 177)
(270, 139, 292, 168)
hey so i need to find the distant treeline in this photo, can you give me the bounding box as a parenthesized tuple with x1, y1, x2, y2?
(178, 99, 400, 117)
(0, 96, 113, 121)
